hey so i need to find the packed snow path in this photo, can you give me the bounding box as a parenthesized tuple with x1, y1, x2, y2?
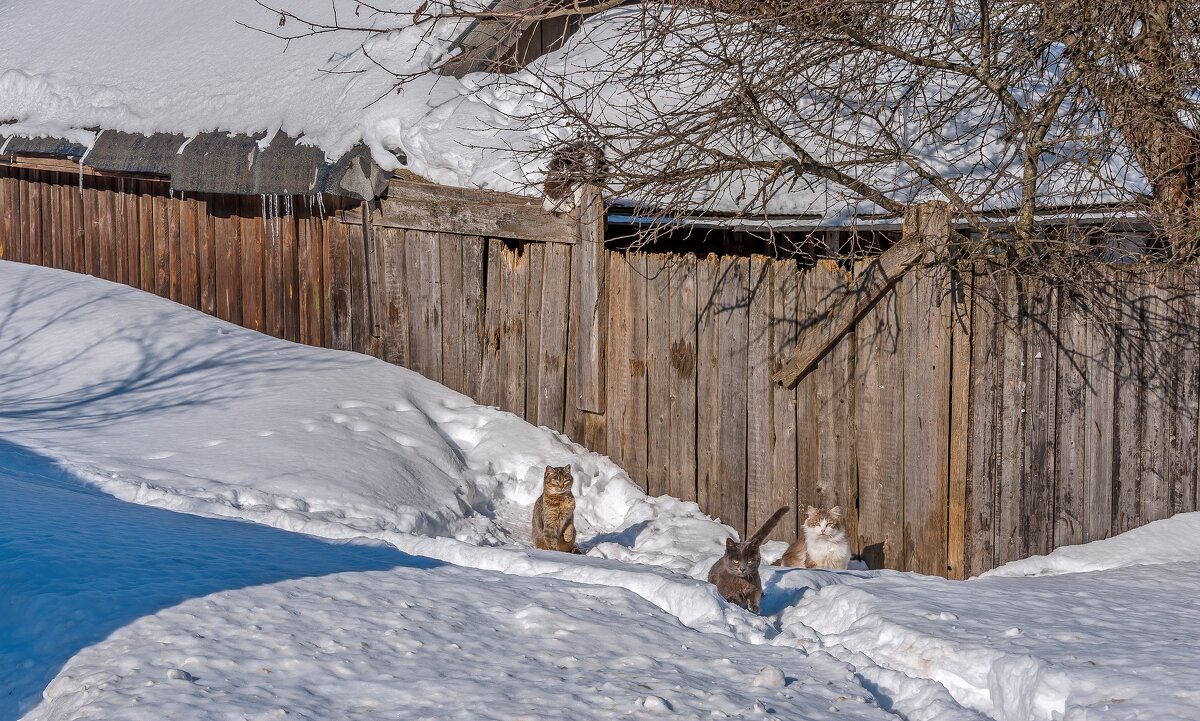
(1, 443, 889, 721)
(3, 260, 1200, 720)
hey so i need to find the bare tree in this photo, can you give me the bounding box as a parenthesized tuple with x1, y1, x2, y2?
(259, 0, 1200, 256)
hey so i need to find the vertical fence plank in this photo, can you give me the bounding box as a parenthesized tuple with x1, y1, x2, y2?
(645, 253, 672, 497)
(811, 261, 858, 548)
(1056, 296, 1089, 549)
(1084, 272, 1117, 543)
(240, 195, 265, 331)
(262, 196, 284, 337)
(482, 240, 527, 416)
(964, 266, 999, 576)
(768, 259, 799, 543)
(537, 242, 571, 431)
(717, 255, 749, 536)
(326, 217, 354, 351)
(1169, 267, 1199, 515)
(279, 201, 301, 343)
(178, 194, 199, 309)
(794, 267, 821, 525)
(166, 185, 179, 298)
(1112, 269, 1142, 536)
(571, 186, 606, 415)
(0, 170, 13, 260)
(946, 266, 973, 579)
(439, 232, 467, 395)
(1023, 280, 1058, 558)
(901, 265, 952, 576)
(47, 173, 62, 270)
(377, 227, 408, 367)
(627, 252, 650, 491)
(137, 180, 156, 293)
(668, 253, 699, 503)
(97, 181, 116, 282)
(461, 236, 486, 403)
(746, 256, 780, 537)
(994, 273, 1026, 565)
(29, 171, 44, 266)
(524, 241, 546, 422)
(303, 205, 328, 347)
(1140, 272, 1171, 525)
(213, 195, 240, 324)
(499, 241, 527, 416)
(408, 230, 442, 382)
(855, 258, 905, 570)
(605, 251, 633, 471)
(696, 254, 722, 524)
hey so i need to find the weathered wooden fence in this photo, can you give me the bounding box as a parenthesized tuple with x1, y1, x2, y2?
(3, 163, 1197, 578)
(0, 164, 355, 348)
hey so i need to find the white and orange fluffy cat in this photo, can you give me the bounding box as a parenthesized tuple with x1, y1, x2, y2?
(772, 505, 851, 569)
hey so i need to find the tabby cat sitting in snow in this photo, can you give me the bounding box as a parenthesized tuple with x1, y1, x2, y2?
(707, 506, 789, 614)
(532, 464, 580, 553)
(772, 505, 851, 570)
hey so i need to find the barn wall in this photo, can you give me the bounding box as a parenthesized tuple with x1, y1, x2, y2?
(3, 166, 1197, 578)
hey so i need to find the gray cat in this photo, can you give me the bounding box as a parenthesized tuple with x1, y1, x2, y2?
(706, 506, 789, 614)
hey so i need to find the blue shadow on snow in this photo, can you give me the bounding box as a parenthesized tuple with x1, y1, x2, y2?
(0, 438, 435, 720)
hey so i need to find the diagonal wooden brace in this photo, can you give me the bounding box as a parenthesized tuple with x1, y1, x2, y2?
(772, 201, 952, 387)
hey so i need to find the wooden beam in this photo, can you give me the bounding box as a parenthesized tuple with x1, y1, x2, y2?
(772, 201, 951, 387)
(340, 178, 576, 244)
(0, 155, 167, 183)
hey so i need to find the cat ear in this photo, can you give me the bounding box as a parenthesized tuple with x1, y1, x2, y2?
(806, 505, 819, 517)
(829, 506, 843, 518)
(725, 537, 736, 552)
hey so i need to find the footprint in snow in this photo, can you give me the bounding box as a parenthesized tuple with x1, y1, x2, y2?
(143, 451, 175, 460)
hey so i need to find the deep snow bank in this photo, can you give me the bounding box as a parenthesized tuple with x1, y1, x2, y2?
(0, 260, 760, 637)
(781, 520, 1200, 721)
(984, 511, 1200, 577)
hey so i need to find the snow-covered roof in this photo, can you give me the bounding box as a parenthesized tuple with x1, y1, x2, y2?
(0, 0, 535, 196)
(0, 0, 1149, 219)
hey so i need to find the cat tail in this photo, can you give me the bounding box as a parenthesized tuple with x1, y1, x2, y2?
(747, 506, 790, 548)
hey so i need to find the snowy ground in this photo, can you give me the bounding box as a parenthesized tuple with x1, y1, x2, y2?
(2, 259, 1200, 720)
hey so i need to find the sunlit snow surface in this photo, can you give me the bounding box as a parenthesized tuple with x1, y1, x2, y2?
(2, 259, 1199, 720)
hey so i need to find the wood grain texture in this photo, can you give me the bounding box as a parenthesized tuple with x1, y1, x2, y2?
(440, 232, 468, 395)
(1055, 295, 1089, 549)
(811, 262, 859, 550)
(746, 256, 779, 538)
(668, 253, 699, 503)
(644, 253, 672, 497)
(461, 236, 487, 403)
(377, 227, 409, 367)
(363, 179, 577, 244)
(696, 254, 722, 526)
(604, 251, 633, 473)
(900, 266, 951, 576)
(1023, 279, 1057, 558)
(536, 241, 571, 431)
(716, 255, 750, 536)
(570, 185, 606, 414)
(523, 241, 547, 422)
(854, 258, 905, 570)
(326, 216, 354, 351)
(946, 266, 973, 579)
(768, 259, 799, 542)
(994, 274, 1026, 565)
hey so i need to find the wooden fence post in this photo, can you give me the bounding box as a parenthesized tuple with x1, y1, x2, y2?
(569, 185, 607, 446)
